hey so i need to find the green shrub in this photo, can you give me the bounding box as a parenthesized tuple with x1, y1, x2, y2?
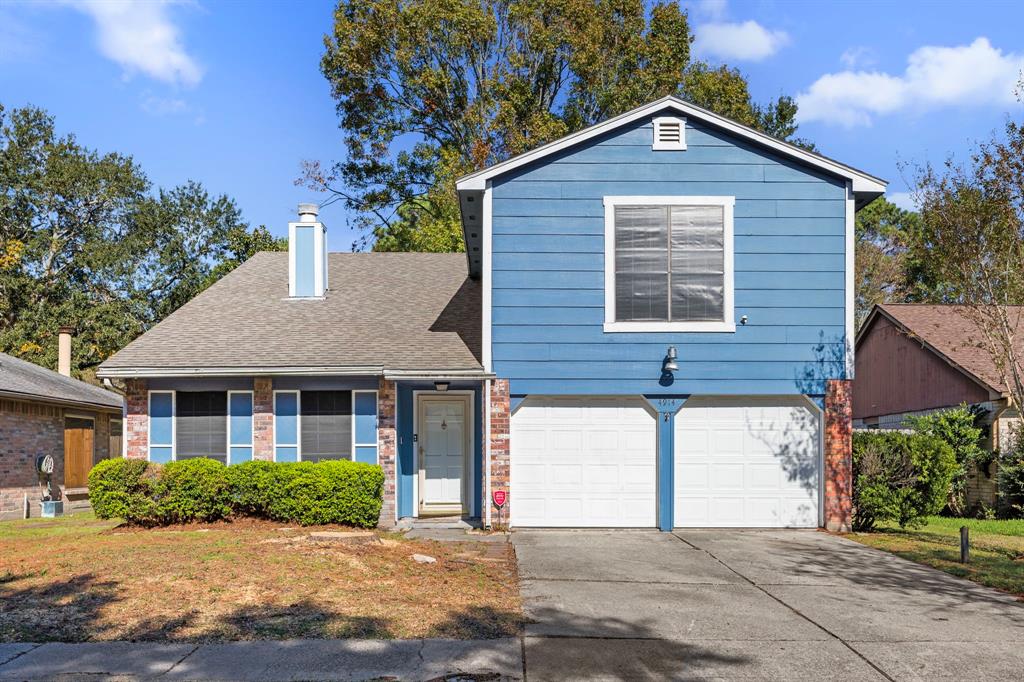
(88, 458, 160, 522)
(155, 458, 233, 524)
(997, 427, 1024, 518)
(906, 406, 988, 515)
(263, 461, 384, 527)
(852, 431, 957, 531)
(89, 457, 383, 528)
(225, 460, 280, 515)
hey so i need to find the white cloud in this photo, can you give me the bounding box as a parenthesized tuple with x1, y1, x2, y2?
(66, 0, 202, 87)
(692, 0, 728, 21)
(798, 38, 1024, 127)
(840, 46, 875, 69)
(140, 93, 188, 115)
(694, 20, 790, 62)
(887, 192, 917, 212)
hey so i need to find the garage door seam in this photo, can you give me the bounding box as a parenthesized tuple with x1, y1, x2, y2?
(670, 533, 895, 682)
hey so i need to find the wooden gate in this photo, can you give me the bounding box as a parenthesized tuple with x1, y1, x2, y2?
(64, 416, 95, 489)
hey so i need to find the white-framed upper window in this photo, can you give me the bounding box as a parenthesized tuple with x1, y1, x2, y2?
(652, 116, 686, 151)
(603, 196, 735, 333)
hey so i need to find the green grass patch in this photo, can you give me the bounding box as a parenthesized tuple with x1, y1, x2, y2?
(851, 515, 1024, 597)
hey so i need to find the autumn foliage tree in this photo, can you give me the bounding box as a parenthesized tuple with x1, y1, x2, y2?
(912, 112, 1024, 411)
(312, 0, 813, 251)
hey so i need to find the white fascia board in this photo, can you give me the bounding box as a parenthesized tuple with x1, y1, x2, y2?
(96, 365, 385, 378)
(456, 96, 887, 195)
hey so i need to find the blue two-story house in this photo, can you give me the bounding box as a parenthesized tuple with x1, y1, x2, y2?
(98, 96, 885, 532)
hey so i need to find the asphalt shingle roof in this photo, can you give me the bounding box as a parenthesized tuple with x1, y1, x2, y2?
(0, 352, 123, 410)
(99, 252, 482, 374)
(873, 304, 1024, 394)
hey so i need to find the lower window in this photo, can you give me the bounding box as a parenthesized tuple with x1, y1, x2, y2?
(176, 391, 228, 462)
(300, 390, 352, 462)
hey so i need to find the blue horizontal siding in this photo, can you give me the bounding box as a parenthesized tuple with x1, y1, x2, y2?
(492, 324, 845, 344)
(498, 181, 842, 201)
(510, 378, 829, 395)
(494, 342, 841, 362)
(499, 360, 836, 380)
(490, 110, 850, 394)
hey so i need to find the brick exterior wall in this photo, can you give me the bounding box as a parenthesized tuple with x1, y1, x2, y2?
(377, 378, 397, 527)
(0, 399, 64, 519)
(125, 378, 149, 460)
(824, 379, 854, 532)
(488, 379, 511, 529)
(253, 377, 274, 461)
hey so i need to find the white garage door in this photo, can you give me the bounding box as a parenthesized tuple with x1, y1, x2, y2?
(511, 397, 657, 527)
(675, 397, 820, 528)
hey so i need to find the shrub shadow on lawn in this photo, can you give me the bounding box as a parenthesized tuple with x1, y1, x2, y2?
(0, 572, 523, 642)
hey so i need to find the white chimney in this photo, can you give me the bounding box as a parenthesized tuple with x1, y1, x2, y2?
(288, 203, 328, 298)
(58, 327, 72, 377)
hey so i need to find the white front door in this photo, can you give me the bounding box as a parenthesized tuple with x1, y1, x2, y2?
(510, 396, 657, 527)
(419, 397, 467, 512)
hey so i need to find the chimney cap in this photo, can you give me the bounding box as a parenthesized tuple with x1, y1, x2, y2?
(297, 203, 319, 220)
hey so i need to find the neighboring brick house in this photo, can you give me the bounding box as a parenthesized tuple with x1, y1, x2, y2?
(854, 304, 1022, 509)
(0, 348, 124, 519)
(98, 96, 886, 532)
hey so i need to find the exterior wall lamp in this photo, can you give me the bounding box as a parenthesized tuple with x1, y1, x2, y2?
(662, 346, 679, 374)
(434, 381, 450, 392)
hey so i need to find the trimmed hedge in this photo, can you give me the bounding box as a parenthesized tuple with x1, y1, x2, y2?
(90, 458, 384, 528)
(88, 458, 159, 522)
(852, 431, 956, 531)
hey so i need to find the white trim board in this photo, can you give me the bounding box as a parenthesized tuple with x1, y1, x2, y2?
(456, 96, 886, 196)
(603, 195, 736, 333)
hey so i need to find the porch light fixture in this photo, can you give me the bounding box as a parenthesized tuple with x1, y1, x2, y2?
(662, 346, 679, 374)
(434, 381, 450, 392)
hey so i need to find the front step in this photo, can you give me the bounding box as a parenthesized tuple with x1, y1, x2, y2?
(396, 515, 480, 531)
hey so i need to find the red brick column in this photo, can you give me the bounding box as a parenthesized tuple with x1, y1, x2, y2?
(124, 378, 148, 460)
(824, 379, 853, 532)
(488, 379, 511, 529)
(253, 378, 274, 461)
(377, 378, 397, 527)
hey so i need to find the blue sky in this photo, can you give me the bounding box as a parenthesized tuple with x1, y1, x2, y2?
(2, 0, 1023, 249)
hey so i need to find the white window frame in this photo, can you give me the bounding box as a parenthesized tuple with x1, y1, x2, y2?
(147, 390, 176, 461)
(227, 390, 254, 465)
(652, 116, 686, 151)
(603, 195, 735, 333)
(352, 389, 379, 459)
(273, 390, 301, 462)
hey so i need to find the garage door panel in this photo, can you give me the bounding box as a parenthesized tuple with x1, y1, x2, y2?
(675, 397, 820, 528)
(511, 396, 657, 528)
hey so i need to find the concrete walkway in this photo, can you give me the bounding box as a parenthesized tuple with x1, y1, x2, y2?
(514, 529, 1024, 681)
(0, 639, 522, 680)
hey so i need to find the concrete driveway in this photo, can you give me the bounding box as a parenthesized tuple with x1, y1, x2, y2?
(514, 529, 1024, 681)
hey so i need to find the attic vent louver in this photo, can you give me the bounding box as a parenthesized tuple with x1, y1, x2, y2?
(652, 116, 686, 151)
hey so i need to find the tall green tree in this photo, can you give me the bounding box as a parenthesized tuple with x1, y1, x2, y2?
(854, 197, 923, 327)
(911, 111, 1024, 411)
(0, 103, 281, 378)
(312, 0, 813, 251)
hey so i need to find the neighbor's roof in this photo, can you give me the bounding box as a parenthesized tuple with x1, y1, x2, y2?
(97, 252, 483, 378)
(0, 352, 123, 410)
(858, 304, 1024, 396)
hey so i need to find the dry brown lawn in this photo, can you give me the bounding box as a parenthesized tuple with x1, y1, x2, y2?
(0, 514, 522, 642)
